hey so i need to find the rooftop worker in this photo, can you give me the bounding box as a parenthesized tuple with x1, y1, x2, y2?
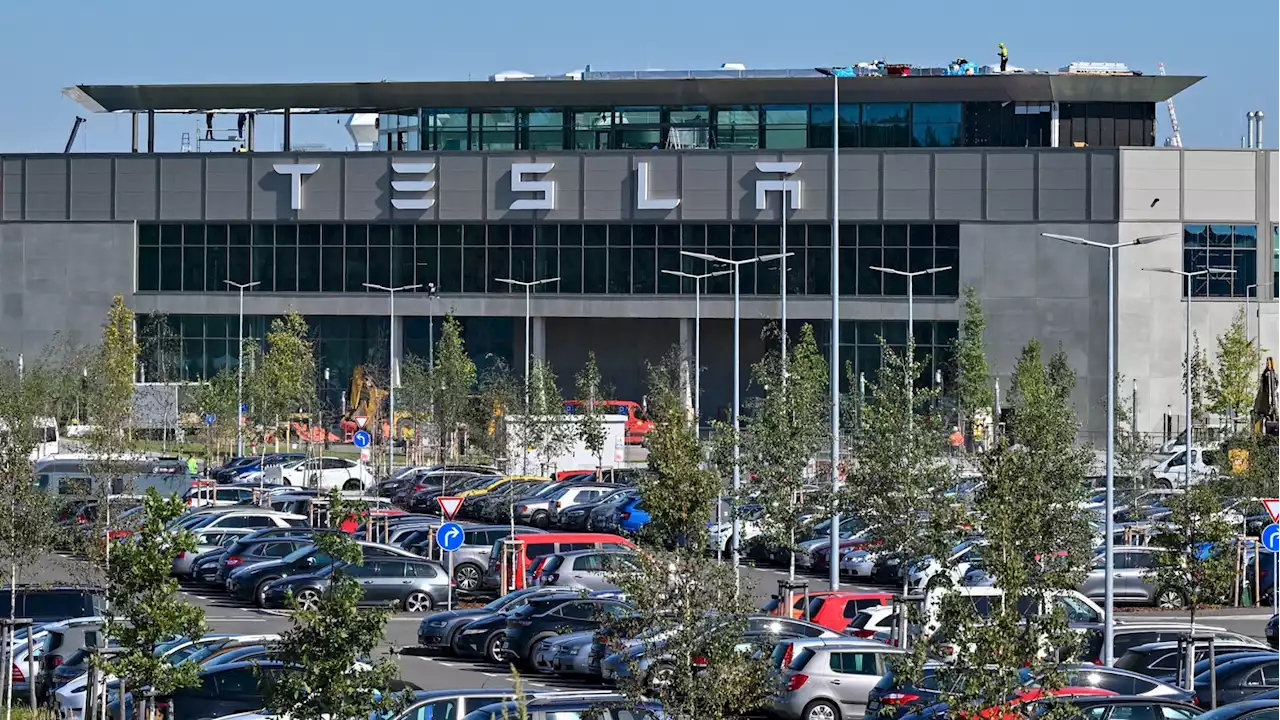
(997, 43, 1009, 72)
(205, 112, 215, 140)
(237, 113, 247, 140)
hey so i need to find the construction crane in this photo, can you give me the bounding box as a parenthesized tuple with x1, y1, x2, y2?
(1158, 63, 1183, 148)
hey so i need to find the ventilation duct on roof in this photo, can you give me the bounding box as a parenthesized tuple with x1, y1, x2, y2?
(346, 113, 378, 151)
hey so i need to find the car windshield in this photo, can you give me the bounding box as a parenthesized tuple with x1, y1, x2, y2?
(282, 459, 306, 470)
(281, 545, 318, 563)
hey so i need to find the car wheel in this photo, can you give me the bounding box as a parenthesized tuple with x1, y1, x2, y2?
(485, 632, 506, 663)
(531, 511, 550, 529)
(255, 577, 280, 607)
(1156, 588, 1186, 609)
(295, 588, 322, 612)
(454, 563, 483, 592)
(403, 591, 433, 613)
(343, 478, 362, 491)
(646, 661, 676, 690)
(803, 699, 841, 720)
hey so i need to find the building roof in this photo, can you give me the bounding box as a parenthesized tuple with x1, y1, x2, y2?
(62, 73, 1203, 114)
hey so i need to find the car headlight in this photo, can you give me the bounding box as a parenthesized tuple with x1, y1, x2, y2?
(461, 627, 488, 636)
(427, 620, 447, 627)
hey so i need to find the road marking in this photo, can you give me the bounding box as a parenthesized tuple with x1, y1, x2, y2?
(482, 672, 502, 678)
(436, 661, 456, 668)
(205, 617, 268, 623)
(190, 594, 207, 600)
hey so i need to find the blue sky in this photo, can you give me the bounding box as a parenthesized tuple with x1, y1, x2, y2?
(3, 0, 1275, 153)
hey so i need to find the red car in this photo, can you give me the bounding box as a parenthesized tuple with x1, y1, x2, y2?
(765, 590, 893, 632)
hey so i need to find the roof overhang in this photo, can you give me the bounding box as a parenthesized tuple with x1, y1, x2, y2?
(62, 74, 1205, 114)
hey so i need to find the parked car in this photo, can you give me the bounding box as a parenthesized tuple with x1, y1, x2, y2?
(536, 549, 640, 591)
(172, 528, 254, 577)
(774, 591, 893, 633)
(1193, 655, 1279, 707)
(417, 587, 564, 653)
(771, 638, 907, 720)
(1079, 546, 1188, 607)
(1031, 695, 1202, 720)
(266, 457, 374, 491)
(262, 557, 449, 612)
(226, 541, 416, 606)
(554, 488, 636, 531)
(1077, 623, 1261, 665)
(413, 524, 537, 592)
(0, 586, 103, 624)
(503, 595, 633, 668)
(520, 484, 616, 529)
(1115, 640, 1270, 680)
(214, 536, 317, 587)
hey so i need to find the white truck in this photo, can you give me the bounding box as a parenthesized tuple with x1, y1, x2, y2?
(1150, 446, 1218, 487)
(502, 413, 628, 476)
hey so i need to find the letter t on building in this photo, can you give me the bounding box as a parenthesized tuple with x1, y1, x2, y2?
(273, 163, 321, 210)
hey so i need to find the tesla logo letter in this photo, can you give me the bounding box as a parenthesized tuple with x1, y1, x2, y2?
(636, 162, 680, 210)
(273, 163, 320, 210)
(755, 161, 802, 211)
(510, 163, 555, 210)
(391, 162, 437, 210)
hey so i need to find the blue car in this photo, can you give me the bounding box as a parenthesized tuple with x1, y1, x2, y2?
(618, 496, 650, 534)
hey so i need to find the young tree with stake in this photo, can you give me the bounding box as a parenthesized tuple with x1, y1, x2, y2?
(430, 315, 477, 461)
(951, 286, 992, 445)
(1208, 308, 1261, 429)
(573, 351, 611, 478)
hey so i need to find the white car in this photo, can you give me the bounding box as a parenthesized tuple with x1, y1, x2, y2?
(839, 547, 884, 580)
(265, 457, 373, 491)
(908, 538, 986, 591)
(708, 511, 763, 556)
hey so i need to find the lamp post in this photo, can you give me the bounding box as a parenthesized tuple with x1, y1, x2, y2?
(1246, 282, 1273, 347)
(1141, 267, 1236, 490)
(869, 265, 952, 414)
(1041, 231, 1177, 665)
(426, 283, 440, 368)
(495, 276, 561, 475)
(768, 165, 801, 376)
(681, 250, 792, 595)
(363, 282, 422, 476)
(660, 269, 734, 424)
(224, 279, 261, 456)
(816, 65, 853, 591)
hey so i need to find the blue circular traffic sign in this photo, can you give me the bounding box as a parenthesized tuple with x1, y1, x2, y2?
(352, 430, 372, 448)
(203, 414, 216, 425)
(1262, 523, 1280, 553)
(437, 522, 464, 552)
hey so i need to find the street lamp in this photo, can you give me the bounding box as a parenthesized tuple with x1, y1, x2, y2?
(426, 283, 440, 368)
(364, 282, 422, 477)
(1246, 282, 1273, 347)
(224, 279, 261, 456)
(680, 249, 792, 595)
(660, 269, 734, 425)
(495, 276, 561, 475)
(1041, 231, 1177, 666)
(870, 265, 952, 414)
(1141, 267, 1236, 490)
(816, 65, 855, 591)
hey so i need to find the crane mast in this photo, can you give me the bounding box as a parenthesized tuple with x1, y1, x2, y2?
(1158, 62, 1183, 148)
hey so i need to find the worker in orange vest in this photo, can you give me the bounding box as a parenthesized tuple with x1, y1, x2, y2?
(949, 426, 965, 455)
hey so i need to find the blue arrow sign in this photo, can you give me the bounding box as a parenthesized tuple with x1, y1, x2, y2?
(1262, 524, 1280, 554)
(352, 430, 372, 448)
(203, 414, 216, 425)
(240, 403, 248, 414)
(437, 522, 464, 552)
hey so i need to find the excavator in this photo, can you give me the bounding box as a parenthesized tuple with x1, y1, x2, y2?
(340, 365, 389, 441)
(1253, 356, 1278, 438)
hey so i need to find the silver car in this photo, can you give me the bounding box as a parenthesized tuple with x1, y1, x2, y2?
(537, 549, 639, 591)
(531, 629, 597, 675)
(1079, 546, 1182, 607)
(517, 484, 613, 529)
(771, 638, 906, 720)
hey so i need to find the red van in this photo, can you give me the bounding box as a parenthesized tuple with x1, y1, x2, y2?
(563, 400, 654, 445)
(486, 532, 635, 591)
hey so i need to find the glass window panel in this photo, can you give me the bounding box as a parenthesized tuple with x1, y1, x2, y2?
(463, 248, 487, 292)
(607, 247, 630, 293)
(273, 224, 296, 246)
(525, 109, 564, 151)
(571, 110, 612, 150)
(1233, 224, 1257, 247)
(857, 224, 879, 247)
(608, 225, 631, 247)
(913, 103, 962, 124)
(464, 224, 488, 247)
(763, 105, 808, 149)
(559, 246, 583, 293)
(229, 224, 250, 246)
(182, 246, 204, 291)
(881, 320, 908, 346)
(321, 225, 343, 246)
(204, 224, 227, 246)
(756, 225, 780, 295)
(391, 245, 413, 289)
(228, 245, 251, 286)
(855, 344, 882, 385)
(633, 225, 656, 247)
(205, 339, 229, 377)
(657, 225, 680, 247)
(809, 104, 834, 150)
(882, 249, 908, 295)
(368, 245, 391, 287)
(909, 225, 933, 247)
(183, 223, 204, 245)
(392, 225, 414, 246)
(934, 249, 960, 296)
(657, 248, 681, 293)
(808, 224, 831, 248)
(583, 224, 607, 246)
(706, 224, 730, 249)
(427, 109, 470, 151)
(320, 247, 343, 292)
(935, 224, 959, 247)
(296, 224, 318, 246)
(863, 103, 910, 147)
(138, 246, 160, 291)
(631, 247, 656, 294)
(160, 223, 183, 246)
(616, 107, 662, 149)
(511, 247, 534, 286)
(583, 247, 606, 293)
(345, 246, 367, 292)
(883, 225, 907, 247)
(682, 224, 706, 251)
(535, 225, 557, 246)
(856, 247, 882, 295)
(786, 246, 804, 295)
(511, 225, 533, 247)
(139, 224, 160, 246)
(252, 224, 273, 246)
(368, 225, 389, 246)
(275, 246, 298, 292)
(535, 247, 558, 287)
(204, 246, 227, 291)
(439, 225, 461, 246)
(414, 246, 438, 289)
(560, 225, 583, 246)
(297, 246, 320, 292)
(806, 246, 831, 294)
(182, 339, 204, 380)
(732, 225, 755, 248)
(252, 245, 275, 291)
(479, 110, 517, 151)
(714, 106, 760, 150)
(732, 245, 758, 294)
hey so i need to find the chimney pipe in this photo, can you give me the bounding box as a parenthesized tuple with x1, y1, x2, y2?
(1256, 111, 1265, 148)
(1247, 111, 1257, 148)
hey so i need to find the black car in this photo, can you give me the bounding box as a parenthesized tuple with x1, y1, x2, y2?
(1197, 698, 1279, 720)
(1116, 640, 1272, 680)
(0, 587, 103, 624)
(503, 595, 632, 668)
(557, 489, 636, 531)
(215, 536, 316, 587)
(261, 557, 449, 612)
(1034, 695, 1202, 719)
(417, 587, 565, 652)
(1194, 655, 1280, 707)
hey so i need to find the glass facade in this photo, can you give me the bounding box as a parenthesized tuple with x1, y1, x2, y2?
(824, 319, 958, 395)
(376, 102, 1153, 152)
(1182, 224, 1257, 298)
(136, 222, 961, 298)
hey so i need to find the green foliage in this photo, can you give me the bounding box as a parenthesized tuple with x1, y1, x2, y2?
(603, 549, 775, 719)
(1145, 484, 1238, 620)
(952, 286, 993, 435)
(88, 295, 139, 442)
(1221, 432, 1279, 501)
(1110, 374, 1154, 491)
(1183, 333, 1213, 425)
(1208, 308, 1261, 423)
(138, 312, 182, 383)
(101, 489, 206, 693)
(521, 360, 574, 474)
(432, 315, 478, 461)
(263, 490, 408, 720)
(249, 312, 316, 434)
(737, 324, 830, 578)
(640, 351, 719, 551)
(573, 352, 611, 474)
(191, 367, 239, 456)
(469, 356, 520, 463)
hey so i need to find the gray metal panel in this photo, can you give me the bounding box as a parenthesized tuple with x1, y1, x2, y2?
(1182, 150, 1256, 222)
(158, 156, 203, 220)
(486, 154, 536, 222)
(788, 152, 829, 223)
(630, 154, 680, 222)
(731, 154, 773, 221)
(538, 154, 583, 222)
(985, 152, 1035, 221)
(1037, 152, 1088, 221)
(436, 155, 484, 221)
(2, 158, 25, 221)
(205, 156, 250, 221)
(1089, 152, 1117, 221)
(933, 152, 983, 220)
(250, 156, 294, 220)
(1118, 149, 1180, 221)
(69, 157, 114, 220)
(25, 158, 69, 221)
(296, 155, 342, 221)
(838, 152, 880, 220)
(115, 157, 157, 220)
(582, 155, 629, 221)
(882, 153, 931, 220)
(344, 154, 390, 221)
(679, 154, 729, 221)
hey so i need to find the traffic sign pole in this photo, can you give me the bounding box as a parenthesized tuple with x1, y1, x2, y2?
(448, 552, 454, 612)
(437, 497, 464, 520)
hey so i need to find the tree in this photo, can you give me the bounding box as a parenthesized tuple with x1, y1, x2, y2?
(1145, 484, 1237, 621)
(1208, 308, 1261, 426)
(520, 359, 574, 475)
(573, 352, 611, 477)
(430, 315, 477, 462)
(469, 356, 520, 469)
(263, 490, 409, 720)
(100, 490, 207, 701)
(951, 286, 992, 442)
(138, 312, 182, 383)
(1110, 374, 1153, 491)
(87, 295, 139, 445)
(1184, 333, 1213, 427)
(396, 355, 434, 460)
(248, 312, 316, 451)
(737, 324, 829, 582)
(191, 367, 240, 459)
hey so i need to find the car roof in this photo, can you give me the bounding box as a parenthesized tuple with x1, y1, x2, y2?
(551, 548, 636, 559)
(1126, 639, 1267, 653)
(786, 636, 901, 651)
(1064, 695, 1198, 707)
(1111, 622, 1228, 632)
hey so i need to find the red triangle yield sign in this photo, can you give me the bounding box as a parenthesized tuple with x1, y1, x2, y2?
(1263, 499, 1280, 525)
(437, 496, 464, 520)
